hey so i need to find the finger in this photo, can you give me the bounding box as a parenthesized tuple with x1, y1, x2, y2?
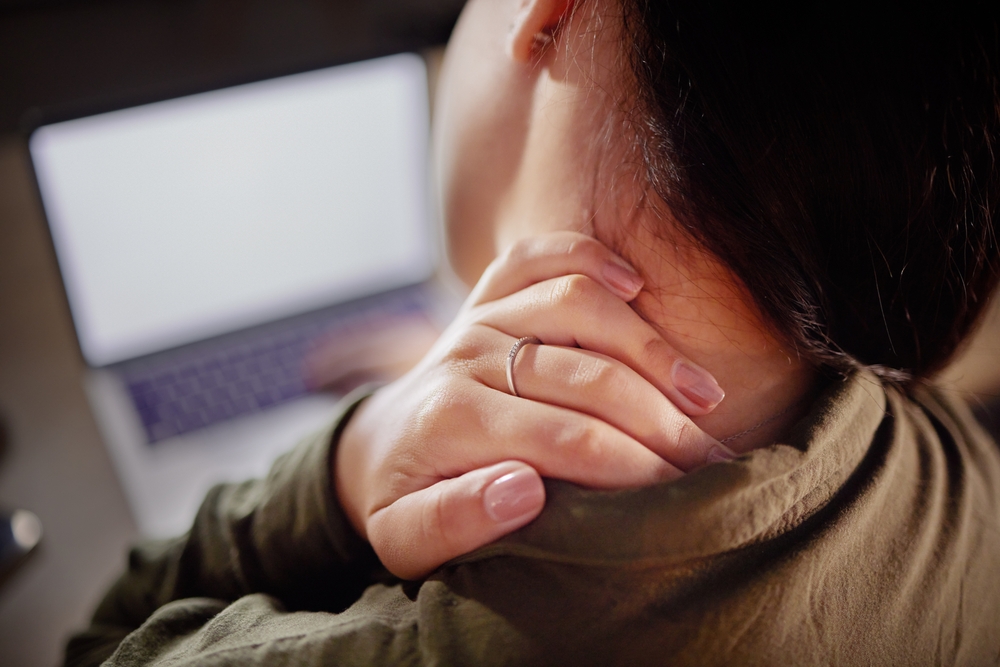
(392, 382, 683, 494)
(475, 275, 727, 415)
(366, 461, 545, 580)
(473, 334, 730, 471)
(468, 232, 644, 307)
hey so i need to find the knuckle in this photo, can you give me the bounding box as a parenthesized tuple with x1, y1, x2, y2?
(562, 237, 584, 260)
(410, 379, 465, 434)
(552, 273, 599, 306)
(563, 236, 603, 264)
(442, 323, 503, 371)
(503, 237, 537, 266)
(674, 418, 695, 449)
(642, 335, 673, 366)
(550, 419, 605, 463)
(444, 329, 487, 364)
(512, 233, 602, 269)
(565, 273, 595, 297)
(661, 413, 696, 455)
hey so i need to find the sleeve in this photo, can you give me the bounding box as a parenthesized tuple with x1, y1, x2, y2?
(63, 386, 391, 667)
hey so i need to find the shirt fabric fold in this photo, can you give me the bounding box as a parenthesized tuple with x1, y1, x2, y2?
(65, 372, 1000, 667)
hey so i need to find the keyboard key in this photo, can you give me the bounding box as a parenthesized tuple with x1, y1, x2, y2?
(123, 290, 428, 443)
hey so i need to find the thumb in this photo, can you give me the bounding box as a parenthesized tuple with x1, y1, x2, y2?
(366, 461, 545, 580)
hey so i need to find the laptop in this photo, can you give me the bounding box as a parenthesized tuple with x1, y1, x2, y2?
(27, 52, 447, 538)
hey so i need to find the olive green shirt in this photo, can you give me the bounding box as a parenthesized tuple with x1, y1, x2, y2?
(65, 372, 1000, 666)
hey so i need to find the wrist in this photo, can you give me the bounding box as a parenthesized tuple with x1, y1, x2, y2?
(333, 391, 378, 542)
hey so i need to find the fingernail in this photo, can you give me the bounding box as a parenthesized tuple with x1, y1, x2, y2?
(602, 258, 644, 299)
(672, 360, 726, 411)
(484, 470, 545, 523)
(707, 445, 737, 464)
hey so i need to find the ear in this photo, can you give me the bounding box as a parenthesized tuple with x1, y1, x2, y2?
(506, 0, 574, 63)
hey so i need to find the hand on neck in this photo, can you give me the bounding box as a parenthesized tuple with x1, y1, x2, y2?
(489, 68, 818, 455)
(493, 198, 819, 454)
(440, 0, 819, 453)
(613, 220, 820, 453)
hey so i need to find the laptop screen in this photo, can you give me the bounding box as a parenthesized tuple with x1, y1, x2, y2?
(29, 53, 434, 367)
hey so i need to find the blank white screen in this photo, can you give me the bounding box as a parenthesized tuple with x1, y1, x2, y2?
(31, 53, 433, 367)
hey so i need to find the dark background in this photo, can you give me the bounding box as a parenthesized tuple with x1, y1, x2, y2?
(0, 2, 464, 665)
(0, 0, 465, 133)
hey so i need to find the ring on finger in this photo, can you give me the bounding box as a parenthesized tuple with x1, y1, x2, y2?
(506, 336, 543, 398)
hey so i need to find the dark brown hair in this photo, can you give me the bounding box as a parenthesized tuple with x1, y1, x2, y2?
(621, 1, 1000, 383)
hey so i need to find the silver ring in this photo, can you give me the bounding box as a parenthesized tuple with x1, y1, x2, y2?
(506, 336, 542, 397)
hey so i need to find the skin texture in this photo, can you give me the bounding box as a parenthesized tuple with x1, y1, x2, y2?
(337, 233, 729, 579)
(434, 0, 817, 449)
(335, 0, 819, 580)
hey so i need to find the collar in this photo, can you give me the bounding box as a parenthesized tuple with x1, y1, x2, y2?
(454, 370, 888, 568)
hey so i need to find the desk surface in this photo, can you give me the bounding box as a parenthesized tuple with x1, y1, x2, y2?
(1, 130, 999, 667)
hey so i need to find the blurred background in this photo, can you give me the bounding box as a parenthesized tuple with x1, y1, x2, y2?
(0, 1, 463, 665)
(1, 2, 999, 666)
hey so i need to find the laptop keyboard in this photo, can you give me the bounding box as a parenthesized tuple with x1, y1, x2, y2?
(122, 291, 426, 444)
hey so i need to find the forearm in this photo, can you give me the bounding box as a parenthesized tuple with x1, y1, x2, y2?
(64, 388, 382, 666)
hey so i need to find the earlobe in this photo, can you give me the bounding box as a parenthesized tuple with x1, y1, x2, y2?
(506, 0, 573, 63)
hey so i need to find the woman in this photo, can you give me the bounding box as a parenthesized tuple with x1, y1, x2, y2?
(66, 1, 1000, 665)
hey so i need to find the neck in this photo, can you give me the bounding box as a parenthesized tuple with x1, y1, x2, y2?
(617, 222, 819, 453)
(490, 56, 817, 453)
(498, 200, 817, 454)
(495, 197, 818, 455)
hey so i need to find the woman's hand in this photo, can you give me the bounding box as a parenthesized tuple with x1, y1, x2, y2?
(335, 232, 729, 579)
